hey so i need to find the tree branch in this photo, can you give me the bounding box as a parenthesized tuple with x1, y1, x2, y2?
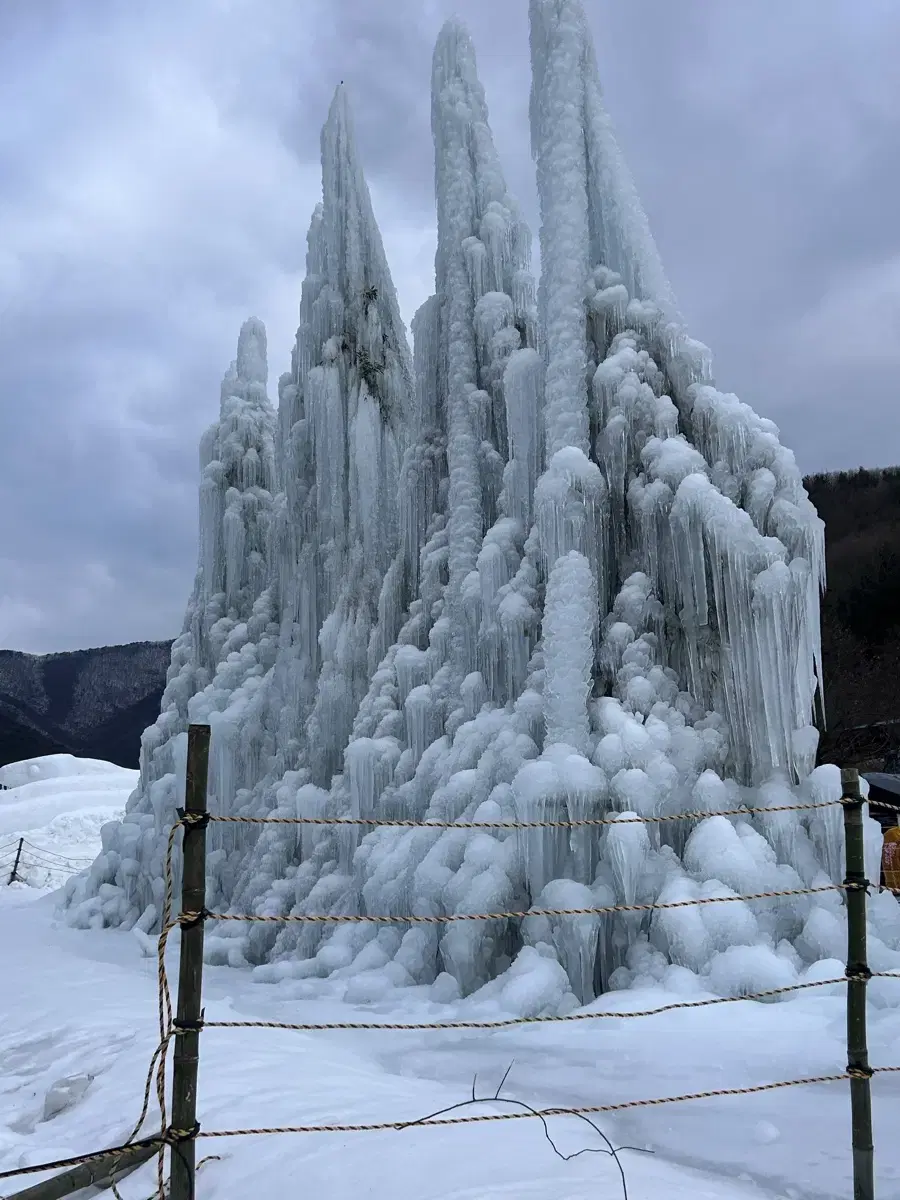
(397, 1062, 652, 1200)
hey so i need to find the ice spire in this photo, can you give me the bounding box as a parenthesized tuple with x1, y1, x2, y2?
(65, 319, 279, 928)
(530, 0, 824, 782)
(530, 0, 673, 316)
(431, 22, 490, 680)
(197, 317, 276, 623)
(285, 85, 412, 608)
(267, 86, 415, 790)
(529, 0, 592, 459)
(431, 20, 539, 682)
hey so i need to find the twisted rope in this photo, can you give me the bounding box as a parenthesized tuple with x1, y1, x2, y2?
(192, 798, 846, 831)
(5, 1068, 900, 1184)
(183, 1067, 900, 1137)
(181, 882, 849, 929)
(196, 972, 899, 1033)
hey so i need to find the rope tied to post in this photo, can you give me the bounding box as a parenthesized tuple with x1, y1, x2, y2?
(847, 1065, 875, 1081)
(172, 1014, 206, 1035)
(164, 1123, 201, 1145)
(176, 808, 211, 831)
(845, 964, 872, 983)
(843, 877, 871, 897)
(178, 908, 210, 930)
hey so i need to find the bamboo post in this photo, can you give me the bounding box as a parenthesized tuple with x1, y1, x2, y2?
(170, 723, 211, 1200)
(8, 837, 24, 884)
(2, 1139, 160, 1200)
(841, 766, 875, 1200)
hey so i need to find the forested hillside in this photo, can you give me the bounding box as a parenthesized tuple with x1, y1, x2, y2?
(0, 641, 172, 768)
(806, 466, 900, 768)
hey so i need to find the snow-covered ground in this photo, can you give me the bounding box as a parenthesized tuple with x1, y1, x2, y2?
(1, 755, 899, 1200)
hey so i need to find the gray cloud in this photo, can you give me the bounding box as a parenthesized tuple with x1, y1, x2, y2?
(2, 0, 899, 652)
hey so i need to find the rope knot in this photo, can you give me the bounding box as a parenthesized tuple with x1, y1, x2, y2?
(845, 963, 872, 983)
(179, 908, 210, 930)
(165, 1122, 201, 1145)
(173, 1013, 206, 1034)
(176, 808, 211, 831)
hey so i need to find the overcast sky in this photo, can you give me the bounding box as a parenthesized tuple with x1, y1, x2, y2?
(2, 0, 899, 655)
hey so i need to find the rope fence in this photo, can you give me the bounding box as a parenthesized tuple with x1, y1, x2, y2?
(2, 737, 898, 1200)
(1, 837, 95, 885)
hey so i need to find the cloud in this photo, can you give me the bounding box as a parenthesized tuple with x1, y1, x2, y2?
(793, 255, 900, 370)
(2, 0, 899, 652)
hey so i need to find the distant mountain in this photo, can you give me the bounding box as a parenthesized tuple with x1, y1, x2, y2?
(0, 641, 174, 770)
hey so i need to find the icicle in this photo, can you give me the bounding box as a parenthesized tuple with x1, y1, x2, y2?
(405, 685, 436, 764)
(513, 758, 569, 897)
(542, 551, 597, 755)
(503, 348, 544, 526)
(607, 812, 651, 905)
(557, 751, 607, 883)
(535, 447, 609, 611)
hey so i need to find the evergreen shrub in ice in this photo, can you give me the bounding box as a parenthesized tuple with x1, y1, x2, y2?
(64, 1, 900, 1011)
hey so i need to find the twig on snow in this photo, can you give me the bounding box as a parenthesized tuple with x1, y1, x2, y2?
(397, 1061, 652, 1200)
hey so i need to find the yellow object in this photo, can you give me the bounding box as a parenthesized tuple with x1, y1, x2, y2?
(883, 826, 900, 892)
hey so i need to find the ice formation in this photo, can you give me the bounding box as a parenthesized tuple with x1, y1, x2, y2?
(65, 3, 900, 1009)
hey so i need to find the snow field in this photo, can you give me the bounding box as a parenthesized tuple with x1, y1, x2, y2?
(1, 888, 899, 1198)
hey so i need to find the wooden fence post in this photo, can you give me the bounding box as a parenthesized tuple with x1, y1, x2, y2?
(841, 766, 875, 1200)
(170, 723, 211, 1200)
(8, 837, 24, 884)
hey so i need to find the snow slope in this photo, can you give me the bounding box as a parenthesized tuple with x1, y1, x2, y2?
(2, 756, 900, 1199)
(0, 753, 132, 790)
(0, 754, 136, 888)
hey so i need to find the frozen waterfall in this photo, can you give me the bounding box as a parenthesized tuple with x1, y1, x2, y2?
(64, 2, 900, 1013)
